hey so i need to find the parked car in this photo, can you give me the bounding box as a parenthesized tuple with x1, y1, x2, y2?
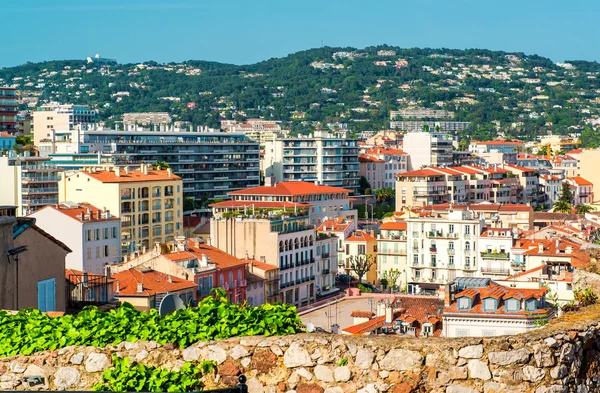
(335, 274, 356, 283)
(359, 283, 381, 293)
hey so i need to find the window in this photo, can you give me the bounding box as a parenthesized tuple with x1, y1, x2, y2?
(505, 298, 520, 312)
(457, 297, 471, 310)
(449, 241, 454, 250)
(422, 323, 433, 336)
(104, 245, 109, 257)
(465, 256, 470, 266)
(95, 247, 100, 258)
(85, 230, 91, 241)
(113, 246, 117, 257)
(112, 227, 117, 238)
(456, 329, 470, 337)
(87, 248, 92, 260)
(465, 241, 470, 251)
(449, 224, 454, 233)
(103, 228, 109, 239)
(449, 255, 454, 266)
(95, 229, 100, 240)
(465, 225, 470, 235)
(482, 298, 497, 312)
(525, 298, 537, 311)
(482, 331, 495, 337)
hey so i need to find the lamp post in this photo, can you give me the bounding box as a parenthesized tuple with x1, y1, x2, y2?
(6, 245, 27, 310)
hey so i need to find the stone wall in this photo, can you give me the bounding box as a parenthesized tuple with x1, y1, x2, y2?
(3, 305, 600, 392)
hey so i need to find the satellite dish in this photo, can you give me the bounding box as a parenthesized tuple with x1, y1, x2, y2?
(159, 294, 186, 316)
(306, 322, 315, 333)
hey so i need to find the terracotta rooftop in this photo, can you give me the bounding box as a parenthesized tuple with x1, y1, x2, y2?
(346, 230, 377, 242)
(35, 203, 119, 223)
(227, 181, 351, 196)
(568, 176, 593, 186)
(244, 258, 279, 272)
(78, 168, 181, 183)
(113, 268, 196, 297)
(316, 217, 353, 233)
(350, 310, 375, 318)
(358, 154, 385, 163)
(210, 200, 313, 209)
(379, 221, 407, 231)
(66, 269, 114, 285)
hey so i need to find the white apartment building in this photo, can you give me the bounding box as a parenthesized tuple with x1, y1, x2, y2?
(539, 174, 562, 208)
(477, 228, 516, 278)
(30, 202, 121, 274)
(0, 154, 62, 216)
(226, 121, 283, 145)
(390, 108, 454, 120)
(402, 131, 453, 170)
(33, 103, 95, 146)
(377, 221, 408, 288)
(263, 131, 360, 194)
(359, 147, 408, 189)
(315, 234, 339, 297)
(406, 210, 484, 294)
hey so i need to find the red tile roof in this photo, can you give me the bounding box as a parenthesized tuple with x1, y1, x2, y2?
(365, 147, 407, 155)
(80, 168, 181, 183)
(504, 164, 536, 173)
(244, 259, 279, 272)
(568, 176, 593, 186)
(167, 240, 247, 270)
(396, 169, 445, 177)
(316, 217, 353, 232)
(210, 200, 313, 209)
(36, 203, 119, 223)
(113, 268, 196, 297)
(473, 141, 523, 146)
(346, 230, 377, 242)
(227, 181, 351, 196)
(66, 269, 115, 284)
(380, 221, 407, 231)
(351, 310, 375, 318)
(183, 216, 202, 228)
(358, 154, 385, 163)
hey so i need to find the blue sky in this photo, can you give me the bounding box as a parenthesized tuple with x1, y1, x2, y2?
(2, 0, 599, 67)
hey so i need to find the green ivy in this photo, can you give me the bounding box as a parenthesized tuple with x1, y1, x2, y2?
(93, 356, 207, 392)
(0, 288, 302, 357)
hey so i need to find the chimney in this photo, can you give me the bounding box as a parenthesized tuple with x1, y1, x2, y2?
(136, 282, 143, 293)
(167, 168, 172, 177)
(385, 302, 394, 324)
(125, 166, 129, 174)
(566, 246, 573, 254)
(370, 229, 375, 238)
(115, 280, 120, 292)
(441, 284, 453, 306)
(97, 210, 102, 220)
(104, 264, 112, 279)
(376, 301, 386, 317)
(114, 166, 120, 177)
(538, 243, 544, 253)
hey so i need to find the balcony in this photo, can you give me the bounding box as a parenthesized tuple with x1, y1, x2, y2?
(481, 267, 511, 275)
(429, 247, 437, 253)
(447, 248, 455, 255)
(463, 264, 477, 271)
(22, 187, 58, 195)
(481, 252, 510, 260)
(426, 231, 458, 239)
(240, 279, 247, 287)
(321, 252, 330, 258)
(310, 275, 315, 280)
(322, 268, 330, 275)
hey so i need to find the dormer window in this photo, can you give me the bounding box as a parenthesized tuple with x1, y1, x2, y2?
(505, 298, 520, 312)
(457, 297, 471, 310)
(525, 298, 538, 311)
(482, 297, 497, 312)
(422, 323, 433, 336)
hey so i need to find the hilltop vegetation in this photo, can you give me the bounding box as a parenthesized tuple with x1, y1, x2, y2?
(2, 45, 600, 139)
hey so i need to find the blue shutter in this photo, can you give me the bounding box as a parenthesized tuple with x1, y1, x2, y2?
(37, 278, 56, 312)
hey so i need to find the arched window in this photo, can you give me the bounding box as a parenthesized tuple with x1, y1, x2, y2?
(309, 235, 314, 246)
(294, 238, 299, 249)
(219, 274, 224, 287)
(465, 241, 470, 251)
(229, 271, 233, 285)
(279, 241, 284, 252)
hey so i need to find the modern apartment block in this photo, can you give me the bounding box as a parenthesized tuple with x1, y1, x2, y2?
(402, 131, 453, 170)
(30, 202, 121, 275)
(0, 154, 62, 216)
(0, 87, 18, 135)
(263, 131, 360, 194)
(390, 121, 470, 133)
(359, 147, 408, 189)
(32, 103, 95, 146)
(59, 165, 183, 256)
(210, 201, 319, 307)
(39, 125, 261, 200)
(225, 120, 283, 145)
(390, 108, 454, 120)
(406, 210, 484, 293)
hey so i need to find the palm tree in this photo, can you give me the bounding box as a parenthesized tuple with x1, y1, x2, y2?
(575, 204, 594, 214)
(553, 200, 572, 213)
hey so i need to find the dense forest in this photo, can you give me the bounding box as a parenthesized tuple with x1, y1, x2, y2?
(2, 45, 600, 141)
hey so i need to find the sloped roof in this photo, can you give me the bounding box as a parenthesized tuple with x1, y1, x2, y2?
(227, 181, 351, 196)
(80, 168, 181, 183)
(113, 268, 196, 297)
(210, 200, 312, 209)
(379, 221, 407, 231)
(346, 230, 377, 242)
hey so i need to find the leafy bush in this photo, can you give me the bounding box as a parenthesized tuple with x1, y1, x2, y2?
(357, 284, 372, 293)
(574, 288, 598, 306)
(93, 356, 210, 392)
(337, 357, 348, 366)
(0, 289, 302, 357)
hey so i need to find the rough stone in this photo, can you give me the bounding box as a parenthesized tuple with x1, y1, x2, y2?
(392, 382, 415, 393)
(355, 348, 375, 369)
(219, 360, 241, 376)
(252, 349, 278, 374)
(182, 346, 202, 361)
(379, 370, 389, 379)
(207, 346, 228, 365)
(314, 365, 333, 382)
(325, 388, 344, 393)
(70, 352, 84, 365)
(296, 382, 324, 393)
(272, 345, 284, 357)
(533, 344, 555, 368)
(24, 364, 47, 379)
(53, 367, 80, 390)
(449, 366, 468, 380)
(288, 372, 300, 389)
(483, 382, 506, 393)
(458, 345, 484, 359)
(284, 342, 313, 368)
(135, 350, 149, 362)
(297, 367, 313, 380)
(545, 337, 559, 348)
(241, 358, 251, 368)
(468, 359, 491, 380)
(446, 385, 480, 393)
(380, 349, 423, 371)
(124, 341, 139, 350)
(230, 344, 250, 360)
(247, 376, 265, 393)
(334, 366, 351, 382)
(559, 343, 575, 364)
(522, 365, 546, 382)
(10, 361, 26, 373)
(488, 348, 530, 365)
(357, 384, 377, 393)
(550, 365, 568, 379)
(85, 352, 109, 373)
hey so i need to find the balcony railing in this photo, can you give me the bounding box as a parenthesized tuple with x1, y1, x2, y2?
(322, 269, 330, 274)
(481, 252, 510, 260)
(426, 231, 458, 239)
(321, 252, 330, 258)
(480, 267, 511, 275)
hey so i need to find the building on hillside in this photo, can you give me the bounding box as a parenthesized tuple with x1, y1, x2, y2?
(341, 230, 378, 285)
(39, 125, 260, 200)
(0, 154, 63, 216)
(360, 147, 408, 189)
(225, 121, 283, 145)
(245, 258, 280, 304)
(538, 135, 581, 154)
(0, 216, 71, 312)
(390, 121, 469, 133)
(222, 180, 357, 225)
(122, 112, 172, 126)
(30, 202, 120, 274)
(551, 155, 578, 178)
(497, 266, 574, 305)
(417, 203, 533, 231)
(210, 201, 318, 307)
(0, 87, 18, 135)
(315, 232, 339, 297)
(245, 271, 266, 307)
(32, 103, 95, 146)
(566, 177, 594, 205)
(442, 277, 554, 337)
(395, 168, 466, 209)
(263, 131, 360, 194)
(402, 131, 453, 170)
(468, 140, 524, 154)
(0, 132, 16, 151)
(342, 295, 443, 337)
(406, 210, 484, 294)
(86, 53, 117, 65)
(60, 165, 183, 256)
(391, 108, 454, 120)
(377, 221, 408, 288)
(516, 154, 552, 171)
(539, 175, 562, 209)
(112, 267, 196, 312)
(504, 165, 545, 207)
(477, 228, 516, 277)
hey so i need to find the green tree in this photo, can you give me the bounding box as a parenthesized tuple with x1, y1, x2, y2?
(387, 268, 401, 291)
(538, 145, 551, 157)
(151, 161, 170, 170)
(575, 204, 594, 214)
(359, 176, 371, 195)
(349, 254, 375, 284)
(553, 182, 573, 213)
